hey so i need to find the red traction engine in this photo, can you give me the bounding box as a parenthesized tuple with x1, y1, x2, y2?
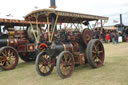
(24, 8, 107, 79)
(36, 29, 105, 79)
(0, 23, 42, 70)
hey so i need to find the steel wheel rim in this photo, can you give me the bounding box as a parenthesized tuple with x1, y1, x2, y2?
(0, 48, 18, 70)
(92, 40, 104, 67)
(38, 53, 53, 76)
(59, 52, 74, 78)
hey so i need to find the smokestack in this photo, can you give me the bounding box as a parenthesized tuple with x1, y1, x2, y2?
(49, 0, 56, 9)
(120, 14, 122, 25)
(120, 14, 123, 31)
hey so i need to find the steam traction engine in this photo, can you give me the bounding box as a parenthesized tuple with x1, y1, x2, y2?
(0, 19, 44, 70)
(25, 9, 108, 78)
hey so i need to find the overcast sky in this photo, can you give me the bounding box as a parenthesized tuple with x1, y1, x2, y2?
(0, 0, 128, 25)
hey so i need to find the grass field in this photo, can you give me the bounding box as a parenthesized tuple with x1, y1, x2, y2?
(0, 43, 128, 85)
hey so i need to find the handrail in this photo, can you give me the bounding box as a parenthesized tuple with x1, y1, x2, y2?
(50, 15, 58, 42)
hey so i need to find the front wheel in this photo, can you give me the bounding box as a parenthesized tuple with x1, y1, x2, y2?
(35, 52, 54, 76)
(56, 51, 75, 79)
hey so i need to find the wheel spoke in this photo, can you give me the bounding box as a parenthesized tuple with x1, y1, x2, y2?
(92, 50, 96, 54)
(46, 67, 50, 72)
(64, 67, 69, 75)
(9, 56, 15, 63)
(60, 58, 65, 64)
(41, 66, 45, 72)
(47, 65, 51, 70)
(93, 55, 97, 60)
(44, 66, 48, 73)
(40, 56, 45, 62)
(98, 51, 103, 54)
(44, 55, 47, 59)
(44, 66, 47, 73)
(39, 63, 44, 69)
(1, 60, 6, 65)
(97, 57, 103, 63)
(11, 52, 14, 56)
(2, 52, 8, 57)
(4, 50, 7, 54)
(93, 45, 97, 52)
(0, 56, 4, 59)
(68, 57, 72, 65)
(64, 54, 68, 63)
(94, 58, 98, 63)
(0, 59, 6, 65)
(96, 42, 100, 47)
(5, 61, 10, 67)
(8, 50, 11, 57)
(10, 56, 16, 61)
(42, 66, 46, 73)
(60, 64, 64, 70)
(94, 57, 102, 64)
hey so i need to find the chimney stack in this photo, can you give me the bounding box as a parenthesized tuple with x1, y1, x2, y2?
(49, 0, 56, 9)
(120, 14, 123, 31)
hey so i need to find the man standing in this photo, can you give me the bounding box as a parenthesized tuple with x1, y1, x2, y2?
(112, 32, 115, 44)
(115, 32, 119, 44)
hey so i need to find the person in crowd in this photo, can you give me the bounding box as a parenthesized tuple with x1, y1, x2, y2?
(100, 30, 103, 41)
(100, 28, 106, 41)
(110, 30, 113, 42)
(95, 28, 100, 39)
(92, 29, 96, 39)
(115, 32, 119, 44)
(106, 32, 110, 43)
(112, 32, 115, 44)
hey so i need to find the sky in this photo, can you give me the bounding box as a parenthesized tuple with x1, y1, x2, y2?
(0, 0, 128, 26)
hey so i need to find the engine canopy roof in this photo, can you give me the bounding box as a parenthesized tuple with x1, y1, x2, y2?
(25, 9, 108, 23)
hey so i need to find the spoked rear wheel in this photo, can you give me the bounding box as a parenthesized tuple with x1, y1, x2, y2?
(35, 52, 54, 76)
(82, 28, 92, 45)
(0, 46, 19, 70)
(86, 39, 105, 68)
(56, 51, 74, 79)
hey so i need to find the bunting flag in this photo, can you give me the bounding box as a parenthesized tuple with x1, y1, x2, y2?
(97, 22, 101, 25)
(113, 20, 118, 23)
(104, 20, 108, 23)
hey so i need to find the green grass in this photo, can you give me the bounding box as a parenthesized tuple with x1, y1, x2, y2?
(0, 43, 128, 85)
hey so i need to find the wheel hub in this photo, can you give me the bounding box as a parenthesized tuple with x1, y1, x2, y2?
(7, 57, 10, 60)
(96, 51, 99, 57)
(43, 62, 48, 66)
(64, 63, 71, 67)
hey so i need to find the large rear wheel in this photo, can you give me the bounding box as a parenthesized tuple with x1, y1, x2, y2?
(82, 28, 92, 45)
(86, 39, 105, 68)
(0, 46, 19, 70)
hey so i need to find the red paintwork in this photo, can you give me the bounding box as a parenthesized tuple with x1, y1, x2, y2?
(27, 44, 35, 52)
(17, 45, 27, 52)
(38, 43, 48, 49)
(8, 39, 28, 47)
